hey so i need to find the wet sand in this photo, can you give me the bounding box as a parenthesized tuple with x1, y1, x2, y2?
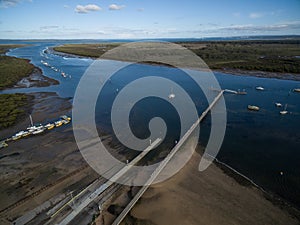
(123, 150, 300, 225)
(13, 67, 59, 89)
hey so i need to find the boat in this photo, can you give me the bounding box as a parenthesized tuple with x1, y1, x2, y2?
(0, 141, 8, 149)
(61, 72, 67, 78)
(237, 89, 247, 95)
(168, 93, 175, 99)
(12, 135, 22, 141)
(61, 115, 71, 121)
(275, 103, 282, 107)
(247, 105, 260, 111)
(44, 123, 55, 130)
(55, 120, 63, 127)
(293, 88, 300, 93)
(280, 104, 288, 115)
(41, 60, 50, 66)
(61, 119, 70, 124)
(256, 86, 264, 91)
(32, 127, 45, 135)
(168, 87, 175, 99)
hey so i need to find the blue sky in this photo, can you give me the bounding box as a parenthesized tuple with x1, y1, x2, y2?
(0, 0, 300, 39)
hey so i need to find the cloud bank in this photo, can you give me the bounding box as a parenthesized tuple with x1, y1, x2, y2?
(75, 4, 101, 14)
(109, 4, 125, 10)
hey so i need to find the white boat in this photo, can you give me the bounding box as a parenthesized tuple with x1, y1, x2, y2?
(248, 105, 260, 111)
(293, 88, 300, 93)
(61, 72, 67, 78)
(61, 115, 71, 121)
(168, 87, 175, 99)
(32, 127, 45, 135)
(41, 60, 50, 66)
(280, 104, 288, 115)
(44, 123, 55, 130)
(256, 86, 264, 91)
(275, 103, 282, 107)
(55, 120, 63, 127)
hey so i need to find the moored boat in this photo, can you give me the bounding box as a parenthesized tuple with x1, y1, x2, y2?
(255, 86, 264, 91)
(55, 120, 63, 127)
(248, 105, 260, 111)
(280, 104, 288, 115)
(293, 88, 300, 93)
(44, 123, 55, 130)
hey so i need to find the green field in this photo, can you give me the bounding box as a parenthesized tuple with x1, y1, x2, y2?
(0, 93, 30, 130)
(54, 40, 300, 74)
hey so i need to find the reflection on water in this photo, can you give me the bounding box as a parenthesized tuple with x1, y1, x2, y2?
(1, 40, 300, 208)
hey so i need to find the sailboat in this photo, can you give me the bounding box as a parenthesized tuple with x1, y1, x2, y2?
(280, 104, 288, 115)
(168, 87, 175, 99)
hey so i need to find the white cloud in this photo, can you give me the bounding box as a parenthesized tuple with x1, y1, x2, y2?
(0, 0, 31, 8)
(109, 4, 125, 10)
(249, 12, 263, 19)
(75, 4, 101, 14)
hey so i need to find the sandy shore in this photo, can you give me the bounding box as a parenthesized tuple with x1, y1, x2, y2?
(123, 149, 300, 225)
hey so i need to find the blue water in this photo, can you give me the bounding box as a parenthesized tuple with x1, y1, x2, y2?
(1, 40, 300, 208)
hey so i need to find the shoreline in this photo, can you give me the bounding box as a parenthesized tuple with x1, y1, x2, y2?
(51, 46, 300, 82)
(215, 68, 300, 82)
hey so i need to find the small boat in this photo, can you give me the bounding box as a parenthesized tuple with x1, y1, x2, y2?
(275, 103, 282, 107)
(61, 115, 71, 121)
(44, 123, 55, 130)
(293, 88, 300, 93)
(32, 127, 45, 135)
(61, 72, 67, 78)
(248, 105, 260, 111)
(256, 86, 264, 91)
(21, 131, 30, 137)
(237, 89, 247, 95)
(55, 120, 63, 127)
(41, 60, 50, 66)
(168, 93, 175, 99)
(280, 104, 288, 115)
(61, 119, 70, 124)
(168, 87, 175, 99)
(12, 135, 22, 141)
(0, 141, 8, 149)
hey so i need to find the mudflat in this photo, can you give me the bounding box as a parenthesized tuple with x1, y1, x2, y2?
(124, 151, 299, 225)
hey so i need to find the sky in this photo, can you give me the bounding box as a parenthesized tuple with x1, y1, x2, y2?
(0, 0, 300, 39)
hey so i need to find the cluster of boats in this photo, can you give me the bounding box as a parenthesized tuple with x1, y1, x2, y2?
(41, 60, 70, 78)
(247, 87, 299, 114)
(0, 115, 71, 149)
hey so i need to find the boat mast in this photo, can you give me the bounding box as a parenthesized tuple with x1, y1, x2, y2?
(29, 114, 33, 126)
